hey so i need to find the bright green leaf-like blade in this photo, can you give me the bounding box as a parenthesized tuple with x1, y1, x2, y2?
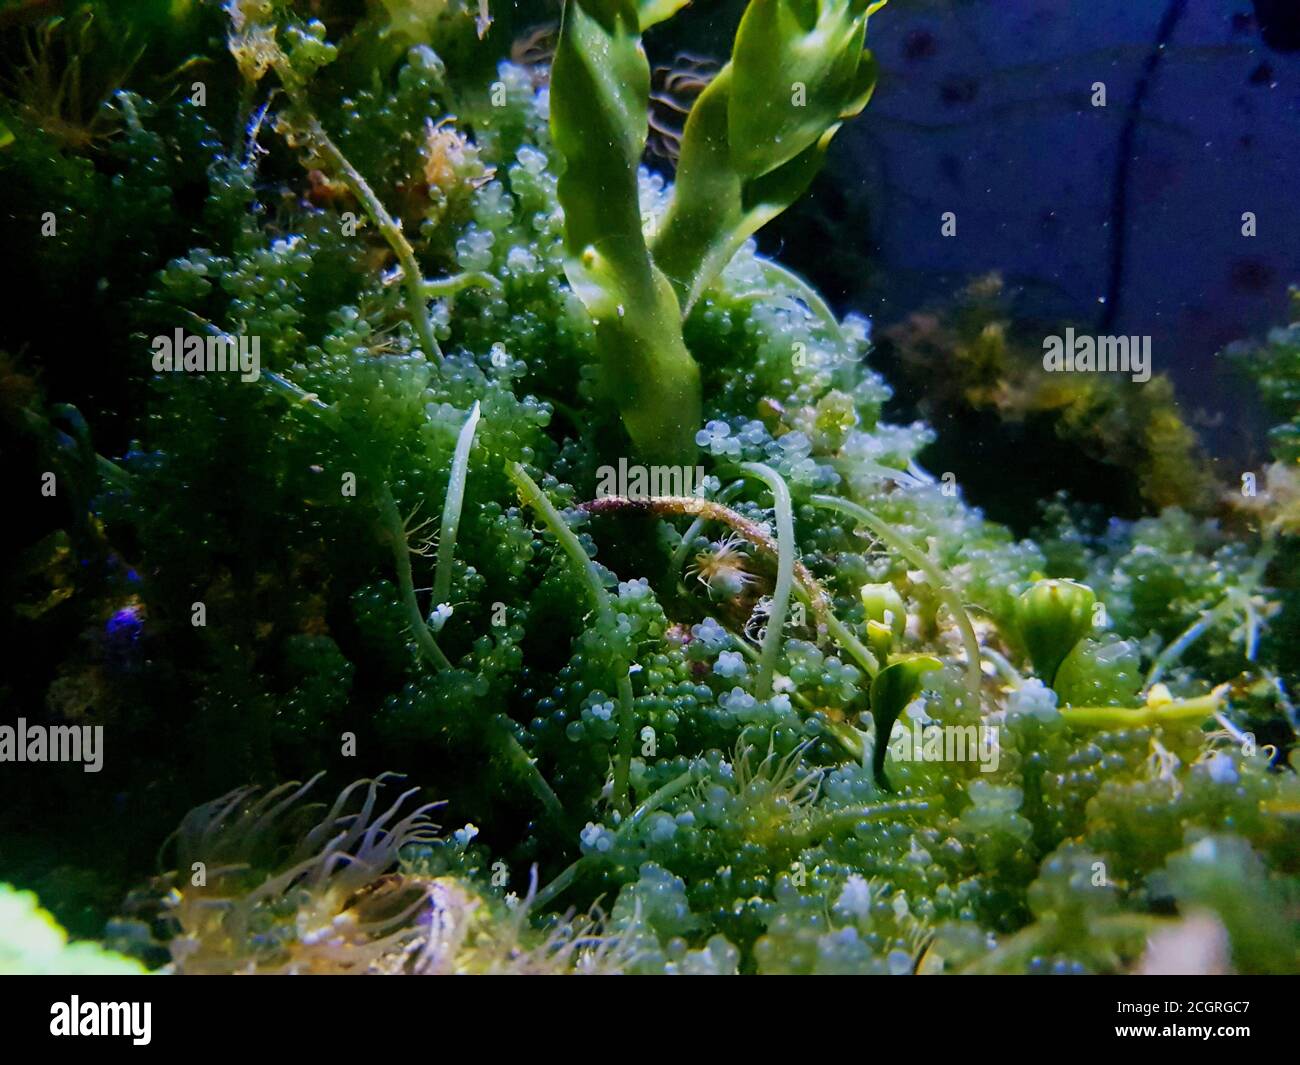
(551, 0, 650, 260)
(651, 1, 883, 313)
(651, 69, 836, 314)
(843, 44, 881, 115)
(728, 0, 873, 179)
(650, 65, 742, 311)
(739, 130, 834, 223)
(638, 0, 692, 29)
(551, 0, 702, 461)
(870, 654, 941, 789)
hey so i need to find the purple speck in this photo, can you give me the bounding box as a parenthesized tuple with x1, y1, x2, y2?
(106, 604, 145, 642)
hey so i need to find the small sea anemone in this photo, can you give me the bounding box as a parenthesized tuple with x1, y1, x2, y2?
(721, 737, 824, 853)
(688, 533, 756, 600)
(120, 775, 642, 975)
(417, 116, 493, 222)
(389, 870, 640, 975)
(125, 773, 443, 974)
(732, 737, 823, 810)
(743, 594, 775, 645)
(225, 0, 281, 85)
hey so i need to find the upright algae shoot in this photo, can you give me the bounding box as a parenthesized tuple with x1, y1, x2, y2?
(0, 0, 1296, 980)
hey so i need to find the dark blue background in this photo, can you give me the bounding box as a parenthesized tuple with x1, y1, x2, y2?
(727, 0, 1300, 461)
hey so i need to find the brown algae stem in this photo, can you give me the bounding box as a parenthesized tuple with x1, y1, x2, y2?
(582, 493, 879, 678)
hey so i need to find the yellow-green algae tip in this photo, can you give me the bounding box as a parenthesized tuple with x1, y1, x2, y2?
(1058, 683, 1230, 729)
(0, 884, 145, 975)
